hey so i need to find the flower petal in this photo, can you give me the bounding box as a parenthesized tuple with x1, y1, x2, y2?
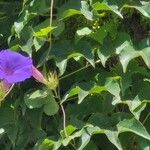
(0, 50, 32, 70)
(0, 50, 32, 83)
(0, 70, 5, 79)
(5, 66, 32, 84)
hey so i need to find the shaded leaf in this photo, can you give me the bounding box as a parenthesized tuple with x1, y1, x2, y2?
(117, 118, 150, 141)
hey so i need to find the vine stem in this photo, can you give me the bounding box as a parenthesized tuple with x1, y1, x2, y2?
(59, 60, 101, 80)
(54, 89, 68, 138)
(0, 84, 14, 105)
(143, 112, 150, 124)
(50, 0, 54, 28)
(48, 0, 54, 55)
(4, 84, 14, 97)
(60, 103, 68, 138)
(54, 89, 77, 149)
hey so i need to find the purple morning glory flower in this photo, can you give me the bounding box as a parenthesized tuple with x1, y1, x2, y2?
(0, 50, 32, 84)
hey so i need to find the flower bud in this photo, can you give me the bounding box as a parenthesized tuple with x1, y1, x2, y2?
(47, 71, 59, 91)
(32, 66, 47, 84)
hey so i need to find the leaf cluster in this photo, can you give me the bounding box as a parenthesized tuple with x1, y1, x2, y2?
(0, 0, 150, 149)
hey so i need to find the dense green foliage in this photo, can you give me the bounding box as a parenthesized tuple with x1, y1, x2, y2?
(0, 0, 150, 149)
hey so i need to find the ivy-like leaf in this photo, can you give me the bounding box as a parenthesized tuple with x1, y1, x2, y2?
(34, 26, 56, 37)
(117, 118, 150, 141)
(92, 2, 123, 18)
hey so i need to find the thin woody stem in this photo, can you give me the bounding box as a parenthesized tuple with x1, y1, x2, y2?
(49, 0, 54, 50)
(0, 84, 14, 103)
(54, 89, 68, 138)
(143, 112, 150, 124)
(60, 103, 68, 138)
(59, 60, 100, 80)
(4, 84, 14, 98)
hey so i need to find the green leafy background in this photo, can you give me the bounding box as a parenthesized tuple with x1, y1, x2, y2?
(0, 0, 150, 149)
